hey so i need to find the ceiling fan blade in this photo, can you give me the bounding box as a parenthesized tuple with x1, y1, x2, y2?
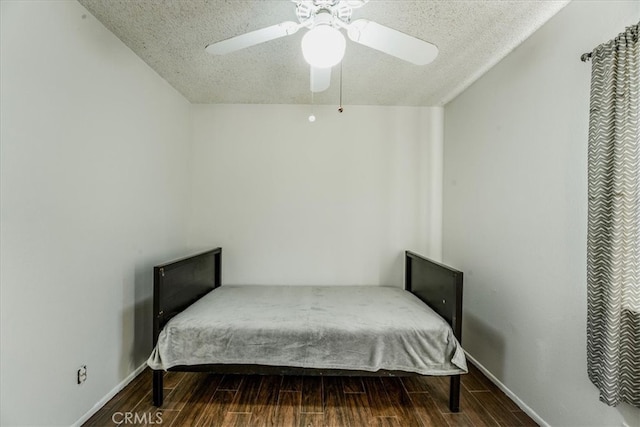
(310, 66, 331, 93)
(347, 19, 438, 65)
(206, 21, 300, 55)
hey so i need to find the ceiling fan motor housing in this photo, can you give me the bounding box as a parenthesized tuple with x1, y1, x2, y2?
(295, 0, 357, 29)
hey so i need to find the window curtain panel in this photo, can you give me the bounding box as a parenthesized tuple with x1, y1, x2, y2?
(587, 22, 640, 408)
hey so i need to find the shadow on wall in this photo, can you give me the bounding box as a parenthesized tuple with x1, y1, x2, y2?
(133, 263, 153, 367)
(463, 312, 506, 379)
(119, 262, 154, 378)
(381, 251, 405, 287)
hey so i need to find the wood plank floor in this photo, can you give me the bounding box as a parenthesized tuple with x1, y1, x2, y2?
(83, 363, 537, 427)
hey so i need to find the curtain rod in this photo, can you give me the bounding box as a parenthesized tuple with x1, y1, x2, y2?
(581, 52, 592, 62)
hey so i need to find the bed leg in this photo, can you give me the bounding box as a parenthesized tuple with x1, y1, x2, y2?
(153, 370, 163, 407)
(449, 375, 461, 412)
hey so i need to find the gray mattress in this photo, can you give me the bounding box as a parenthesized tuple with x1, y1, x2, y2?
(147, 285, 467, 375)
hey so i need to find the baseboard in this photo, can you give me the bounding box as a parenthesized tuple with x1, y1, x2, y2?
(72, 362, 147, 427)
(464, 352, 549, 427)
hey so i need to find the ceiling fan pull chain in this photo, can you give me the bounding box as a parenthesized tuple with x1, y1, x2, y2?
(338, 62, 344, 113)
(309, 92, 317, 122)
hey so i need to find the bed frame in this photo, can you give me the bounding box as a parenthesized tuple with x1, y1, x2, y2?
(152, 248, 464, 411)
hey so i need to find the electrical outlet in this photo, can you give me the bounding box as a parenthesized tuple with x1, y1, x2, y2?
(77, 365, 87, 384)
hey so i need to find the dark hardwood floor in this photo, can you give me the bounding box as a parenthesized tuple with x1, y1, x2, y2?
(83, 363, 537, 426)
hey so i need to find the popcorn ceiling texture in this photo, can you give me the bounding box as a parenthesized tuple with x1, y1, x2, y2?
(78, 0, 569, 106)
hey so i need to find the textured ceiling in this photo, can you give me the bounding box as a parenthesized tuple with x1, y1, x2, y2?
(78, 0, 570, 106)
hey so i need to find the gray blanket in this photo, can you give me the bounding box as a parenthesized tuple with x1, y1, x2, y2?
(147, 285, 467, 375)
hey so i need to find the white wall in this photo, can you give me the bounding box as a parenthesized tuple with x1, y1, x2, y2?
(189, 104, 443, 286)
(443, 1, 640, 426)
(0, 1, 191, 425)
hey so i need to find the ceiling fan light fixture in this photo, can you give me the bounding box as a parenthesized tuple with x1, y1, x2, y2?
(301, 25, 346, 68)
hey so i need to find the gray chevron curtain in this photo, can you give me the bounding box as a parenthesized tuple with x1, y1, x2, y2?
(587, 22, 640, 408)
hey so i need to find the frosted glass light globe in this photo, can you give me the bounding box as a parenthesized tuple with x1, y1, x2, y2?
(301, 25, 346, 68)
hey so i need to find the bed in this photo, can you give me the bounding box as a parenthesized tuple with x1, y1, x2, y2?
(148, 248, 466, 412)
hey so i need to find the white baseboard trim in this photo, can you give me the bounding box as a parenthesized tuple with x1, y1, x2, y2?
(72, 363, 148, 427)
(464, 352, 549, 427)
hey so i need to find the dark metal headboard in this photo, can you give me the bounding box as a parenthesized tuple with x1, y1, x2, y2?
(153, 248, 222, 346)
(404, 251, 463, 342)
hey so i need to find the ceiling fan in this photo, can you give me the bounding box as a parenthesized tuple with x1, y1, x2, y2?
(205, 0, 438, 93)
